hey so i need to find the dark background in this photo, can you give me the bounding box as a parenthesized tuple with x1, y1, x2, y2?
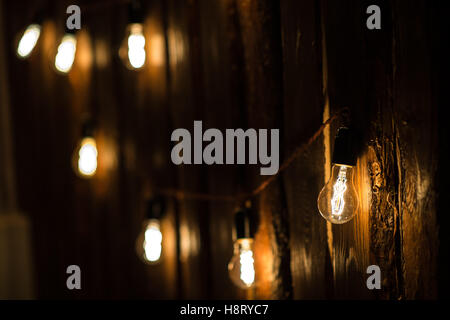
(0, 0, 448, 299)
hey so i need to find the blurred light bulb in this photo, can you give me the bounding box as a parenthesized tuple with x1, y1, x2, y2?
(17, 24, 41, 58)
(228, 238, 255, 289)
(317, 164, 358, 224)
(55, 33, 77, 73)
(76, 137, 97, 177)
(127, 23, 146, 69)
(136, 219, 162, 264)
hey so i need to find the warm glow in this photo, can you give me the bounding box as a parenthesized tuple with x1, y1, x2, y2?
(168, 28, 185, 66)
(17, 24, 41, 58)
(331, 166, 348, 216)
(318, 164, 358, 224)
(228, 238, 256, 289)
(143, 220, 162, 262)
(239, 244, 255, 286)
(127, 23, 146, 69)
(77, 137, 97, 177)
(149, 34, 164, 67)
(55, 34, 77, 73)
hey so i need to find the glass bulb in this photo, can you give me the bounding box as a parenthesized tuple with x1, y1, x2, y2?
(228, 238, 256, 289)
(136, 219, 162, 264)
(55, 33, 77, 73)
(75, 137, 97, 177)
(317, 164, 358, 224)
(127, 23, 146, 69)
(17, 24, 41, 58)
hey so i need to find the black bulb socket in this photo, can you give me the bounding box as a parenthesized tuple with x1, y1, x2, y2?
(145, 196, 166, 220)
(81, 119, 95, 138)
(331, 127, 357, 167)
(234, 205, 255, 240)
(129, 0, 144, 24)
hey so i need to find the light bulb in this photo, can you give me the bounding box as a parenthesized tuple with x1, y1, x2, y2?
(55, 33, 77, 73)
(17, 24, 41, 58)
(228, 238, 256, 289)
(76, 137, 97, 177)
(317, 164, 358, 224)
(127, 23, 146, 69)
(136, 219, 162, 264)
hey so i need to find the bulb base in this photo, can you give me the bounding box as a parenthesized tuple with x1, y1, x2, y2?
(331, 127, 356, 167)
(145, 196, 166, 220)
(81, 118, 95, 138)
(234, 206, 255, 240)
(129, 0, 144, 24)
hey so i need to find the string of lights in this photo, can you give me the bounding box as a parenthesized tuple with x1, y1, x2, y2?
(13, 0, 357, 290)
(16, 0, 147, 71)
(15, 1, 347, 205)
(137, 111, 345, 288)
(155, 112, 341, 203)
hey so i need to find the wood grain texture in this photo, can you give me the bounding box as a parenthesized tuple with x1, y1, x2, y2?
(197, 0, 244, 299)
(361, 0, 401, 299)
(280, 0, 330, 299)
(392, 0, 438, 299)
(2, 0, 443, 299)
(320, 0, 372, 299)
(234, 0, 290, 299)
(165, 0, 212, 299)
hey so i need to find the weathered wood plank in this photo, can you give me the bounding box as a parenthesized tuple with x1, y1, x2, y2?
(280, 0, 331, 299)
(235, 0, 289, 299)
(321, 0, 373, 299)
(392, 0, 438, 299)
(165, 0, 211, 299)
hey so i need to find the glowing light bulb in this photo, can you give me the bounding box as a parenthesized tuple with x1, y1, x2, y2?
(17, 24, 41, 58)
(136, 197, 166, 264)
(77, 137, 97, 177)
(317, 164, 358, 224)
(127, 23, 146, 69)
(228, 238, 256, 289)
(55, 33, 77, 73)
(136, 219, 162, 264)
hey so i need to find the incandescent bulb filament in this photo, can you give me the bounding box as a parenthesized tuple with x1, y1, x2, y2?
(17, 24, 41, 58)
(228, 239, 256, 289)
(143, 220, 162, 262)
(318, 164, 357, 224)
(331, 166, 348, 216)
(55, 33, 77, 73)
(228, 203, 256, 289)
(317, 127, 358, 224)
(136, 197, 166, 265)
(127, 23, 146, 69)
(238, 241, 255, 286)
(77, 137, 97, 177)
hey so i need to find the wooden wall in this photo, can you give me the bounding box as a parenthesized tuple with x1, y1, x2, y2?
(1, 0, 446, 299)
